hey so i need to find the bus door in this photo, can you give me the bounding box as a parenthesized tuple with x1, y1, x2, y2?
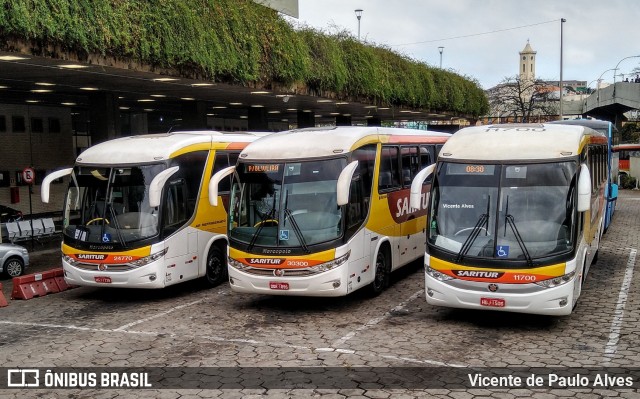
(162, 178, 198, 285)
(161, 151, 208, 285)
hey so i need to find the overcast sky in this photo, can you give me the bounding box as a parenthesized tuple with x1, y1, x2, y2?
(291, 0, 640, 89)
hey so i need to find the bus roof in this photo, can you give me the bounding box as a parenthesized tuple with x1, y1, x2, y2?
(440, 123, 607, 162)
(240, 126, 451, 160)
(548, 119, 613, 131)
(76, 131, 262, 165)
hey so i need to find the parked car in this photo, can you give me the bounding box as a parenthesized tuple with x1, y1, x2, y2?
(0, 204, 23, 223)
(0, 243, 29, 278)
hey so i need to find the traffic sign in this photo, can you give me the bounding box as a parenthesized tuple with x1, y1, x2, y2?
(22, 167, 35, 184)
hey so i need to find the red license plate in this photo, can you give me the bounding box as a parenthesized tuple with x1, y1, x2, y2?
(480, 297, 505, 307)
(269, 281, 289, 290)
(94, 276, 112, 284)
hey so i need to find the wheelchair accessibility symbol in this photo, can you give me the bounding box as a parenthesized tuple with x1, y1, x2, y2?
(279, 230, 289, 240)
(102, 233, 112, 243)
(496, 245, 509, 257)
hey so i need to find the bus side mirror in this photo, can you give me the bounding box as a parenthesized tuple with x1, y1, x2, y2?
(410, 164, 435, 210)
(149, 166, 179, 208)
(41, 168, 73, 203)
(577, 165, 591, 212)
(209, 166, 235, 206)
(337, 161, 359, 206)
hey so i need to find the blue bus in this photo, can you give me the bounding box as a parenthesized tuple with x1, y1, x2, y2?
(550, 119, 619, 231)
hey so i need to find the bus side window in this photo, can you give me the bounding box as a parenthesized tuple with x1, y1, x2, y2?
(378, 146, 401, 192)
(401, 146, 419, 187)
(167, 150, 208, 227)
(347, 145, 376, 233)
(212, 151, 240, 194)
(420, 145, 434, 183)
(162, 179, 188, 237)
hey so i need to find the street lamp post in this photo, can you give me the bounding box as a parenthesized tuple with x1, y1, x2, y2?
(596, 68, 617, 105)
(438, 46, 444, 68)
(355, 9, 363, 40)
(613, 55, 640, 83)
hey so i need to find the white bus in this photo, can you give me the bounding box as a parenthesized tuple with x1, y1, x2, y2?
(41, 131, 265, 288)
(210, 126, 450, 296)
(409, 123, 610, 315)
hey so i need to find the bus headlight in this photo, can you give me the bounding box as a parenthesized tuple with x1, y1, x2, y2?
(228, 256, 248, 270)
(309, 251, 350, 273)
(63, 254, 79, 266)
(534, 271, 575, 288)
(129, 248, 169, 267)
(425, 266, 453, 282)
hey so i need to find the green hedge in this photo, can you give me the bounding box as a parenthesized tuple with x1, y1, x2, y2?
(0, 0, 488, 117)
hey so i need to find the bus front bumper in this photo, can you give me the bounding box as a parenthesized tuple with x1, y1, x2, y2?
(62, 259, 166, 289)
(425, 274, 576, 316)
(228, 264, 349, 297)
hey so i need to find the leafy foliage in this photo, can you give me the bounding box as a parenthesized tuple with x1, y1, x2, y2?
(620, 122, 640, 143)
(620, 174, 637, 190)
(0, 0, 488, 116)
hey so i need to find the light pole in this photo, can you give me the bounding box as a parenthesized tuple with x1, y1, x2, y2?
(559, 18, 566, 120)
(613, 55, 640, 83)
(596, 68, 616, 105)
(438, 46, 444, 68)
(355, 9, 363, 41)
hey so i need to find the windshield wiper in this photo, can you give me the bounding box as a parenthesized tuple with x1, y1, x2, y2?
(248, 207, 276, 252)
(284, 209, 310, 254)
(455, 195, 490, 263)
(107, 203, 127, 249)
(504, 214, 533, 268)
(503, 195, 533, 267)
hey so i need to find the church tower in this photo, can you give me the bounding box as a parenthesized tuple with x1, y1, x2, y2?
(519, 40, 536, 82)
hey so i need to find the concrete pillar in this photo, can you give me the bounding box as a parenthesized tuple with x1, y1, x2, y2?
(89, 92, 120, 144)
(367, 117, 382, 126)
(181, 101, 208, 130)
(335, 115, 352, 126)
(297, 110, 315, 128)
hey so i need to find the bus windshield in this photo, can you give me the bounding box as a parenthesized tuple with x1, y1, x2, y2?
(229, 158, 347, 249)
(429, 161, 578, 264)
(64, 164, 165, 246)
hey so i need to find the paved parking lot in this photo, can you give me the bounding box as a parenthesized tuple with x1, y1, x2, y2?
(1, 190, 639, 398)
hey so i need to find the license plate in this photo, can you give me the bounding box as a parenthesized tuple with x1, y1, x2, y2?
(94, 276, 112, 284)
(480, 297, 505, 307)
(269, 281, 289, 290)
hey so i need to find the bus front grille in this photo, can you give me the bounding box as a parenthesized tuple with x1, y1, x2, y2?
(240, 267, 321, 277)
(72, 262, 137, 272)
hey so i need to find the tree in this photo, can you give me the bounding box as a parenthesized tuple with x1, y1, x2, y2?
(487, 76, 559, 123)
(620, 122, 640, 143)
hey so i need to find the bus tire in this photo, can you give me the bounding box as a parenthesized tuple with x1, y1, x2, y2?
(369, 246, 390, 296)
(205, 243, 227, 287)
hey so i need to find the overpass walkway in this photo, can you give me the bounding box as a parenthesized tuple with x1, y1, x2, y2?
(582, 82, 640, 126)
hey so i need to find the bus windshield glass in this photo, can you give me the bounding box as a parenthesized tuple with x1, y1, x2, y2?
(63, 164, 165, 246)
(229, 158, 346, 248)
(429, 161, 578, 263)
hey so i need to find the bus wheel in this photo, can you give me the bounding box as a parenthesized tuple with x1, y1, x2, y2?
(205, 244, 227, 287)
(369, 248, 390, 296)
